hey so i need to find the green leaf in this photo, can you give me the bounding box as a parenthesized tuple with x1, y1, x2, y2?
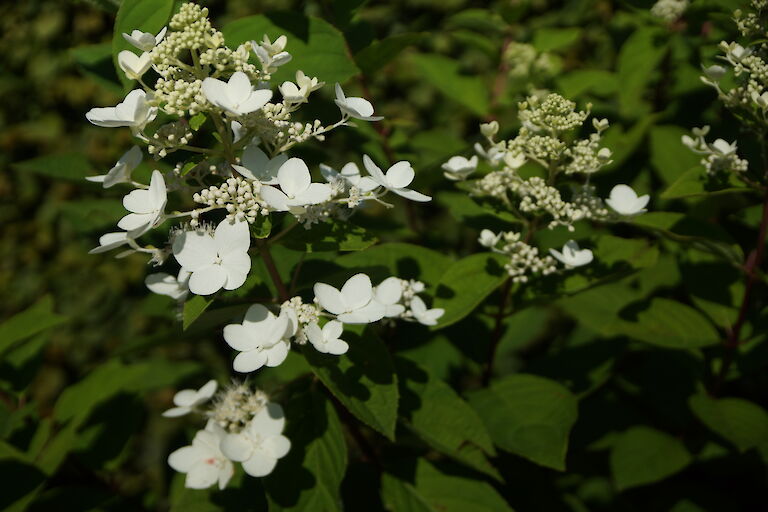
(113, 0, 175, 89)
(595, 235, 659, 269)
(70, 43, 123, 94)
(381, 459, 514, 512)
(251, 215, 272, 239)
(53, 358, 201, 426)
(336, 243, 452, 288)
(222, 13, 359, 84)
(13, 153, 92, 181)
(532, 27, 582, 52)
(662, 167, 747, 199)
(409, 54, 489, 116)
(397, 358, 499, 480)
(182, 295, 214, 330)
(58, 199, 125, 233)
(616, 27, 667, 118)
(265, 385, 347, 511)
(649, 125, 701, 186)
(556, 70, 618, 98)
(281, 221, 376, 252)
(689, 394, 768, 457)
(610, 426, 691, 491)
(189, 112, 207, 131)
(305, 330, 398, 440)
(611, 298, 720, 349)
(467, 374, 578, 470)
(0, 297, 67, 356)
(355, 34, 423, 75)
(433, 253, 508, 328)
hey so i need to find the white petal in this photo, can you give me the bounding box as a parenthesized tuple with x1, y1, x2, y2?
(260, 185, 290, 211)
(262, 435, 291, 459)
(248, 403, 285, 437)
(323, 320, 344, 341)
(162, 406, 191, 418)
(362, 155, 387, 185)
(197, 380, 218, 401)
(168, 446, 201, 472)
(214, 219, 250, 256)
(233, 349, 269, 373)
(313, 283, 346, 315)
(220, 433, 253, 462)
(278, 158, 311, 197)
(375, 277, 403, 305)
(123, 189, 151, 214)
(242, 452, 277, 477)
(185, 463, 220, 489)
(239, 89, 273, 114)
(340, 274, 374, 311)
(264, 340, 290, 367)
(392, 187, 432, 202)
(223, 323, 259, 352)
(173, 389, 200, 407)
(324, 338, 349, 355)
(227, 72, 252, 103)
(148, 170, 167, 208)
(386, 161, 415, 188)
(291, 183, 332, 206)
(188, 265, 227, 295)
(173, 231, 217, 271)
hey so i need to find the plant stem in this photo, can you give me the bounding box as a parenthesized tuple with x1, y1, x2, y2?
(714, 184, 768, 392)
(487, 36, 513, 121)
(256, 239, 290, 302)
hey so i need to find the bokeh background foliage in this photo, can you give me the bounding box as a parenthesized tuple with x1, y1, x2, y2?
(2, 0, 767, 510)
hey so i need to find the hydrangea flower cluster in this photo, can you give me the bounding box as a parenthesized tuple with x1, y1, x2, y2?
(682, 126, 749, 177)
(503, 42, 560, 83)
(84, 2, 439, 489)
(650, 0, 689, 23)
(443, 93, 649, 283)
(700, 0, 768, 131)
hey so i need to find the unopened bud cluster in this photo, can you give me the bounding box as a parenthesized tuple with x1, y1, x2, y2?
(193, 176, 268, 224)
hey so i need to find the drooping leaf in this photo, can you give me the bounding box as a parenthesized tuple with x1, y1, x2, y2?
(616, 27, 667, 118)
(0, 297, 67, 356)
(355, 34, 423, 75)
(689, 394, 768, 458)
(381, 459, 513, 512)
(280, 220, 376, 252)
(305, 330, 398, 440)
(70, 43, 123, 94)
(182, 295, 214, 330)
(336, 243, 452, 288)
(396, 358, 499, 479)
(433, 253, 508, 328)
(265, 384, 347, 512)
(467, 374, 578, 470)
(610, 426, 691, 491)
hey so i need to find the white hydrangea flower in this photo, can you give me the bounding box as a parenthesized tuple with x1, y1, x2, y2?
(118, 170, 167, 237)
(162, 379, 217, 417)
(409, 296, 444, 326)
(253, 35, 292, 73)
(117, 50, 152, 80)
(223, 304, 294, 373)
(123, 26, 167, 52)
(362, 155, 431, 202)
(478, 229, 502, 248)
(220, 402, 291, 477)
(279, 71, 324, 104)
(202, 71, 273, 117)
(260, 158, 333, 210)
(168, 419, 234, 490)
(86, 89, 158, 131)
(334, 84, 383, 121)
(88, 232, 131, 254)
(145, 268, 191, 301)
(605, 184, 649, 216)
(442, 155, 478, 181)
(305, 320, 349, 355)
(86, 146, 142, 188)
(172, 219, 251, 295)
(319, 162, 378, 192)
(231, 144, 287, 185)
(549, 240, 594, 268)
(373, 277, 406, 317)
(314, 273, 386, 324)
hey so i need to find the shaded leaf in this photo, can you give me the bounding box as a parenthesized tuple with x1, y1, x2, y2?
(610, 426, 691, 491)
